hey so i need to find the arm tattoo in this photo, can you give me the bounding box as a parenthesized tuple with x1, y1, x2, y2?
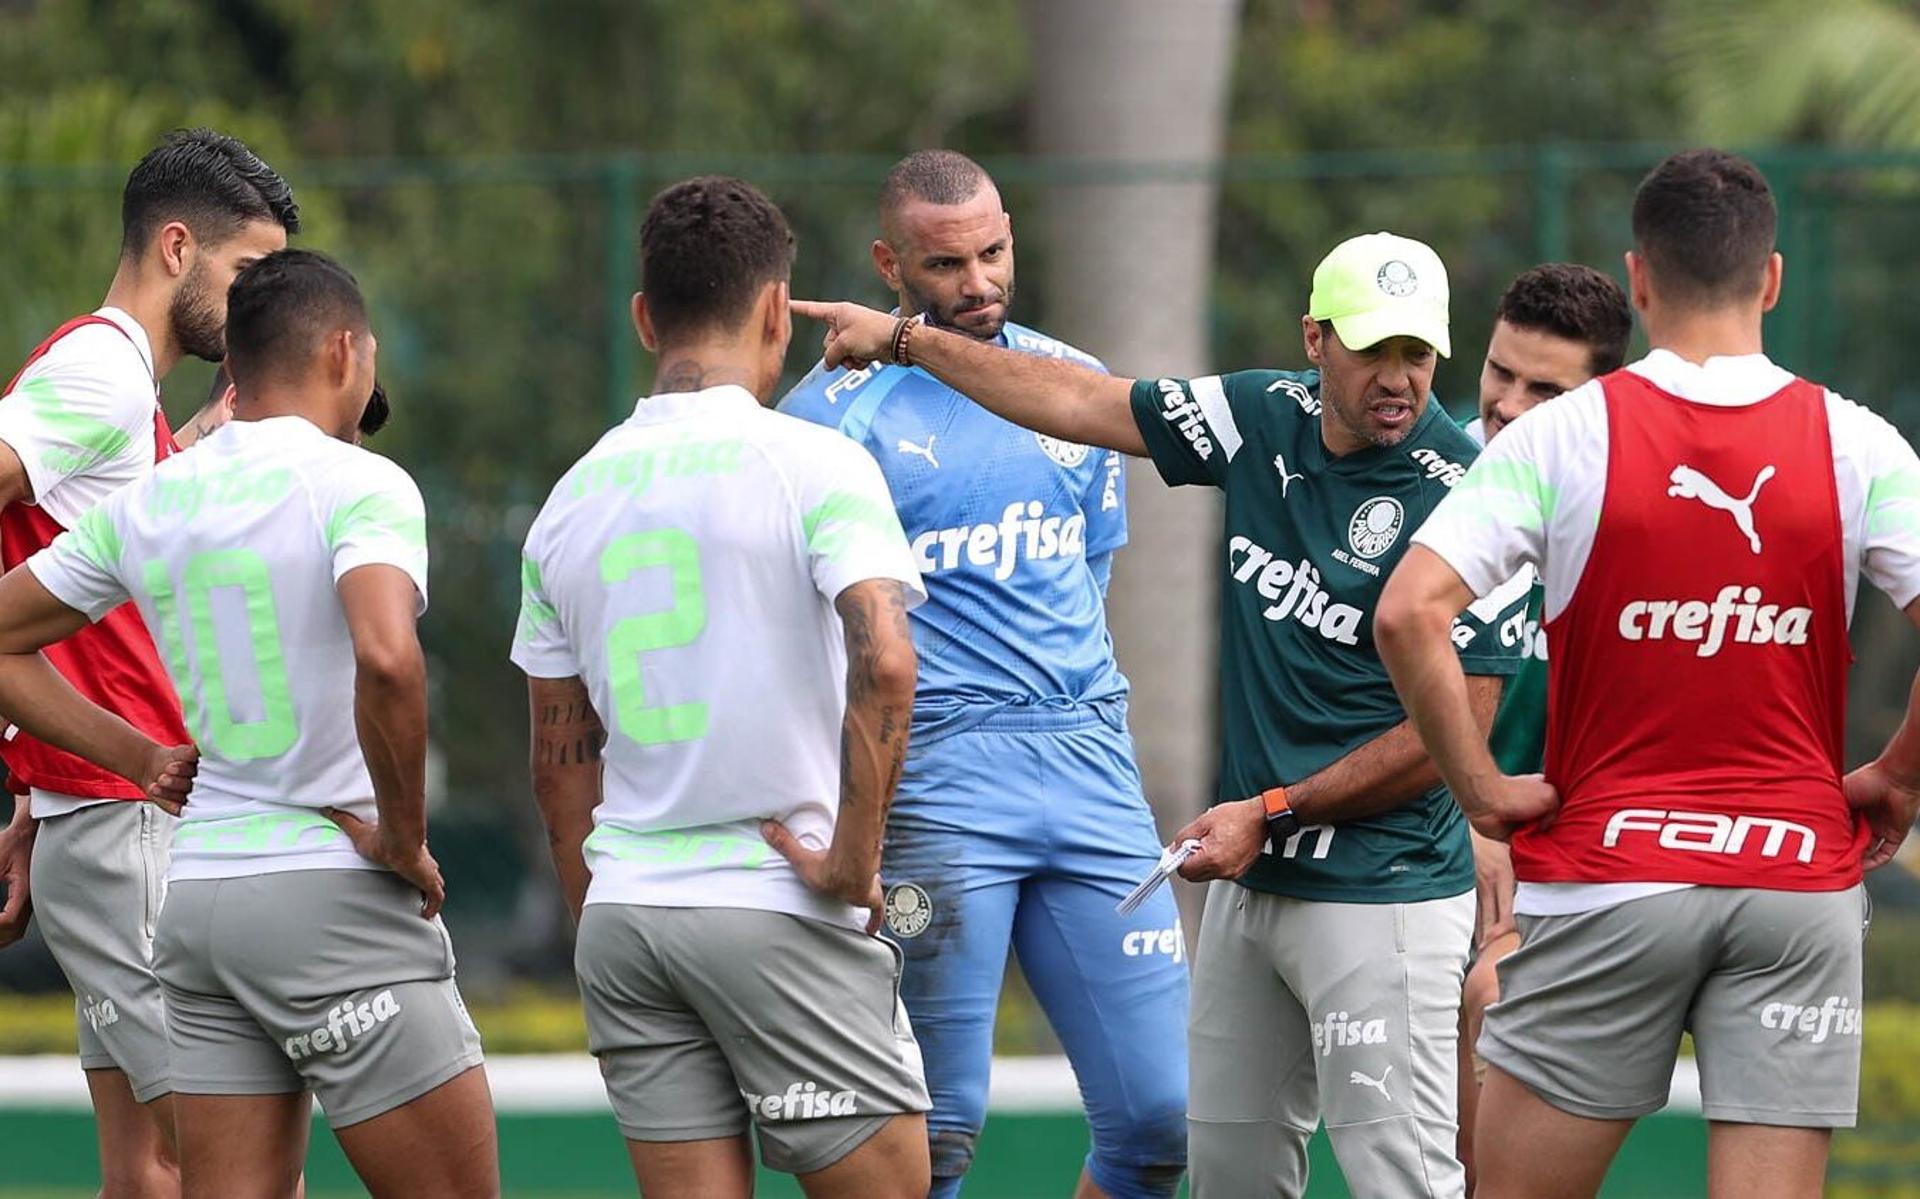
(837, 580, 911, 711)
(836, 579, 915, 821)
(534, 697, 605, 766)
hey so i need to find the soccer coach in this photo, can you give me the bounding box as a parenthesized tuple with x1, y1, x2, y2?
(796, 230, 1526, 1198)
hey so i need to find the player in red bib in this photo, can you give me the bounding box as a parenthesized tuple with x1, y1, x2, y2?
(0, 129, 297, 1196)
(1379, 149, 1920, 1199)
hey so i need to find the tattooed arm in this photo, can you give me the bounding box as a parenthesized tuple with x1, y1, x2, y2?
(527, 676, 605, 923)
(762, 579, 918, 929)
(832, 578, 917, 891)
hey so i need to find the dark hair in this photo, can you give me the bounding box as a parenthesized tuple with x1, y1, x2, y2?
(224, 249, 367, 385)
(1631, 149, 1776, 306)
(880, 149, 989, 221)
(359, 380, 390, 437)
(639, 176, 795, 343)
(1494, 264, 1634, 376)
(122, 129, 299, 258)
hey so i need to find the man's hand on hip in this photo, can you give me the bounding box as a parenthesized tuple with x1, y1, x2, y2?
(321, 807, 447, 919)
(1464, 773, 1560, 843)
(0, 801, 35, 948)
(1844, 760, 1920, 870)
(761, 820, 886, 933)
(139, 744, 198, 817)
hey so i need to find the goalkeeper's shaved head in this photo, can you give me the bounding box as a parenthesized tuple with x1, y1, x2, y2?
(871, 150, 1014, 341)
(880, 150, 990, 245)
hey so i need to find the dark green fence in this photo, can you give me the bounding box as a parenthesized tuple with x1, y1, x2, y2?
(4, 143, 1920, 995)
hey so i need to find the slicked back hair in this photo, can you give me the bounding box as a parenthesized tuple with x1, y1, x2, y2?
(639, 176, 795, 344)
(121, 129, 299, 258)
(1495, 264, 1634, 376)
(224, 250, 367, 387)
(879, 150, 990, 241)
(1631, 149, 1776, 307)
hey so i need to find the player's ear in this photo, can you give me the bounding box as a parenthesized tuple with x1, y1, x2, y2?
(871, 239, 900, 291)
(1624, 251, 1652, 315)
(633, 292, 660, 353)
(327, 328, 357, 388)
(765, 279, 791, 348)
(1302, 315, 1324, 366)
(155, 221, 193, 279)
(1759, 251, 1784, 313)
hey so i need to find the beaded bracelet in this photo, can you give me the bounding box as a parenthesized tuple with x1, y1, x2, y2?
(891, 312, 925, 366)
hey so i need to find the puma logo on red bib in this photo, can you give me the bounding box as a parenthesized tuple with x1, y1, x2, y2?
(1667, 463, 1775, 554)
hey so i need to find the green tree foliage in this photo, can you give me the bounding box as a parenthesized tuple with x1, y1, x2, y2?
(1218, 0, 1680, 399)
(5, 0, 1920, 983)
(0, 1, 1027, 864)
(1668, 0, 1920, 148)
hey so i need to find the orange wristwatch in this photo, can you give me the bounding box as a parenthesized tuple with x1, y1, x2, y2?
(1261, 785, 1302, 845)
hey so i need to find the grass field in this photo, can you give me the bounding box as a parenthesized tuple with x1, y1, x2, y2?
(0, 1102, 1712, 1198)
(0, 1050, 1723, 1196)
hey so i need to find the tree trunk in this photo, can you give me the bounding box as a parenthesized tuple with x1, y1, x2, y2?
(1026, 0, 1241, 879)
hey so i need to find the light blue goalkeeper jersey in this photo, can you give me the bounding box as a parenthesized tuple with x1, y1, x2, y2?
(779, 321, 1131, 734)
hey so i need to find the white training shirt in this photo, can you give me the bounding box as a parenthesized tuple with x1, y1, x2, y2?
(1414, 349, 1920, 914)
(29, 416, 430, 881)
(0, 307, 169, 818)
(511, 385, 925, 929)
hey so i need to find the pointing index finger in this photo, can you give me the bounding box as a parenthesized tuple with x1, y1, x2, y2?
(789, 298, 836, 321)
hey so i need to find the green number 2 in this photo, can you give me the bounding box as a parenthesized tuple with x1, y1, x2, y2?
(144, 549, 298, 761)
(601, 529, 708, 745)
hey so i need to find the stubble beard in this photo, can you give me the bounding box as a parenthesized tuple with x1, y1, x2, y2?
(904, 274, 1015, 343)
(169, 264, 226, 363)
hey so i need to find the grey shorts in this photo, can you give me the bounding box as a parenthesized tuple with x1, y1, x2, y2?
(153, 869, 484, 1128)
(576, 904, 930, 1175)
(1187, 882, 1474, 1199)
(32, 801, 175, 1101)
(1482, 884, 1868, 1127)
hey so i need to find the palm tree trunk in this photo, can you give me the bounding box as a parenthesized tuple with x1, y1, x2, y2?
(1027, 0, 1242, 870)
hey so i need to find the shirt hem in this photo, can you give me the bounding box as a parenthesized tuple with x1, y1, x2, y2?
(27, 788, 124, 818)
(581, 889, 863, 931)
(1232, 876, 1474, 904)
(167, 856, 384, 883)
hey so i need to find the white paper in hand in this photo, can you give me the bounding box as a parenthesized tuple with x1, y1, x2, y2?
(1116, 839, 1203, 916)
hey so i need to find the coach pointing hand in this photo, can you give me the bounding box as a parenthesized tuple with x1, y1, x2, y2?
(791, 297, 897, 371)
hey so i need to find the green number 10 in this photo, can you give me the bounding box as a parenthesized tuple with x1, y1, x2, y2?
(144, 549, 298, 761)
(601, 529, 708, 745)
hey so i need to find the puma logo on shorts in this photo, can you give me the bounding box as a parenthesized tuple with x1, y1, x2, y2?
(1348, 1065, 1394, 1101)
